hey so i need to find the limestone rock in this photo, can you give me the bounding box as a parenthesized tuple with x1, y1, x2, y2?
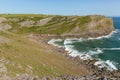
(20, 20, 35, 27)
(0, 24, 12, 31)
(0, 17, 7, 23)
(36, 17, 52, 26)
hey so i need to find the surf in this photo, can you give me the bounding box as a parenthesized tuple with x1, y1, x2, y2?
(48, 28, 120, 71)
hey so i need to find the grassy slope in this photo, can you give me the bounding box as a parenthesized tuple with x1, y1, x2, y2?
(0, 31, 89, 77)
(1, 14, 92, 35)
(0, 14, 112, 77)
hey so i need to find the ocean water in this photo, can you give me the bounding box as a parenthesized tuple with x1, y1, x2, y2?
(48, 17, 120, 71)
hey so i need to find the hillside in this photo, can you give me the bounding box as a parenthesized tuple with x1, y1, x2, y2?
(0, 14, 114, 79)
(0, 14, 114, 37)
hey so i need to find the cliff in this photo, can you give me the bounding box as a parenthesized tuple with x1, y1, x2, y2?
(0, 14, 114, 38)
(0, 14, 116, 79)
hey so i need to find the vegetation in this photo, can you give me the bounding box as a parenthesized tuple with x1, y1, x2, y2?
(0, 14, 113, 77)
(0, 31, 89, 77)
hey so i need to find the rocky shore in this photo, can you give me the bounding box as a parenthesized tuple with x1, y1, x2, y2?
(0, 74, 118, 80)
(0, 15, 118, 79)
(26, 34, 120, 80)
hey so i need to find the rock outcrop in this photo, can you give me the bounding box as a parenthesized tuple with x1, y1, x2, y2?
(64, 15, 114, 38)
(20, 20, 35, 27)
(0, 15, 114, 38)
(0, 14, 116, 80)
(0, 17, 12, 30)
(0, 17, 7, 23)
(36, 17, 52, 26)
(0, 24, 12, 31)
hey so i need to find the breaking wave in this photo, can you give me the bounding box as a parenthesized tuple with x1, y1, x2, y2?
(48, 39, 64, 48)
(102, 48, 120, 50)
(48, 29, 120, 71)
(94, 60, 118, 71)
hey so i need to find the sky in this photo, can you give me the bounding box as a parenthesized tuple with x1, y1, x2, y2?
(0, 0, 120, 16)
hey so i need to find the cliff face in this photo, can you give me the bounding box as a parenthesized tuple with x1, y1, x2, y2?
(0, 14, 116, 79)
(65, 15, 114, 38)
(0, 14, 114, 38)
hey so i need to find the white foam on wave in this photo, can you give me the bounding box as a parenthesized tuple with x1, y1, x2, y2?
(103, 48, 120, 50)
(48, 29, 120, 71)
(64, 44, 74, 53)
(88, 48, 103, 55)
(69, 50, 80, 57)
(94, 60, 118, 71)
(69, 51, 92, 60)
(63, 29, 118, 45)
(68, 48, 103, 60)
(49, 39, 118, 71)
(106, 60, 118, 70)
(88, 29, 118, 40)
(64, 41, 93, 60)
(48, 39, 64, 48)
(64, 39, 82, 57)
(79, 53, 92, 60)
(64, 38, 83, 45)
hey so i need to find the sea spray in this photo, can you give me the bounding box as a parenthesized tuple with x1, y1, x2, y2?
(48, 29, 120, 71)
(48, 39, 64, 48)
(94, 60, 118, 71)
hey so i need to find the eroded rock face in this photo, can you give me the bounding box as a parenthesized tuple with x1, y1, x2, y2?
(0, 24, 12, 31)
(0, 15, 114, 38)
(19, 17, 52, 27)
(36, 17, 52, 26)
(66, 15, 114, 38)
(20, 20, 35, 27)
(0, 17, 7, 23)
(8, 18, 20, 22)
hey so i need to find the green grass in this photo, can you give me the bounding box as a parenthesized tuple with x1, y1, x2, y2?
(0, 31, 89, 77)
(77, 16, 91, 26)
(0, 14, 110, 35)
(7, 16, 76, 34)
(0, 14, 113, 77)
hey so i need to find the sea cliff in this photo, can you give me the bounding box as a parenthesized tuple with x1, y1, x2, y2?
(0, 14, 117, 80)
(0, 14, 114, 38)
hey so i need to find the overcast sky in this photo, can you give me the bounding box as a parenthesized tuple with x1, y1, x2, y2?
(0, 0, 119, 16)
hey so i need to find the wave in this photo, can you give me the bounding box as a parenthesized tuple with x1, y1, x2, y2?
(68, 47, 118, 71)
(64, 38, 83, 45)
(88, 48, 103, 55)
(94, 60, 118, 71)
(102, 48, 120, 50)
(48, 39, 64, 48)
(88, 29, 118, 40)
(63, 29, 119, 45)
(67, 47, 103, 60)
(48, 29, 120, 71)
(69, 51, 93, 60)
(64, 42, 93, 60)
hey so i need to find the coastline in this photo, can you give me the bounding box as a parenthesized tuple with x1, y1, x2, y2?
(26, 32, 120, 79)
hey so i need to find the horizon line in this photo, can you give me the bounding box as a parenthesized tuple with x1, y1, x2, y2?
(0, 13, 119, 17)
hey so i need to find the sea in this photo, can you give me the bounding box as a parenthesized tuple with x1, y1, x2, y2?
(48, 17, 120, 71)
